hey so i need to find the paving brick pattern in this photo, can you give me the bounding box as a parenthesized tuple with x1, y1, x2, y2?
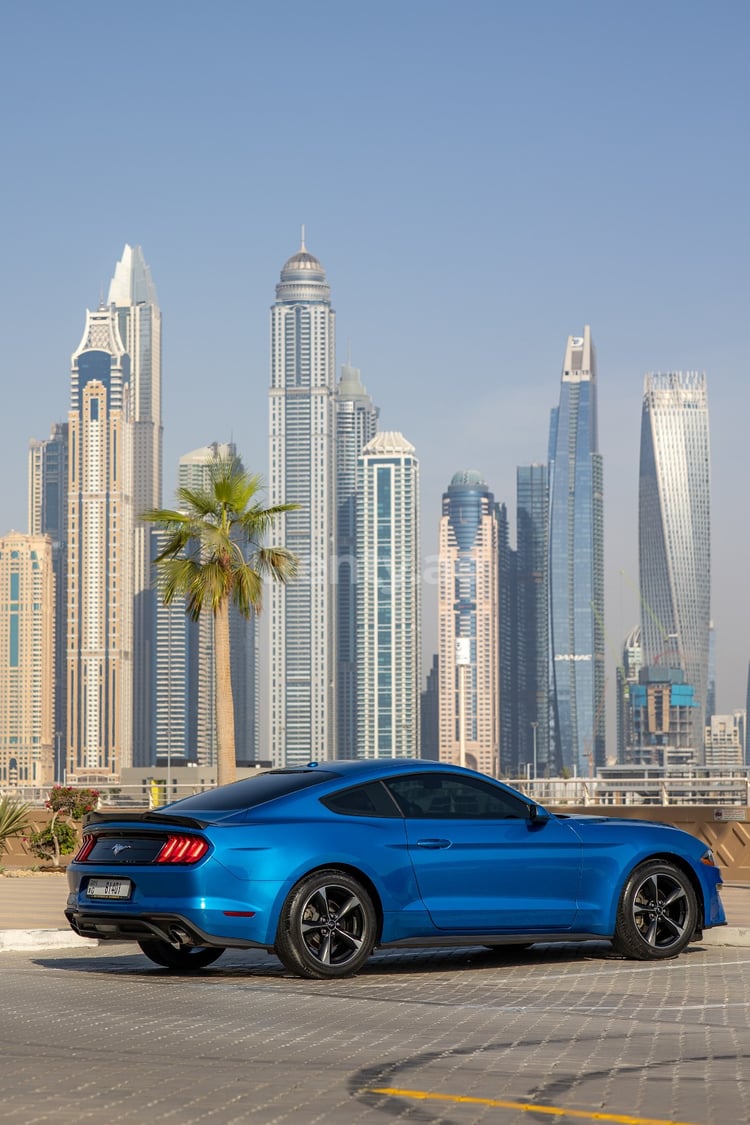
(1, 941, 749, 1123)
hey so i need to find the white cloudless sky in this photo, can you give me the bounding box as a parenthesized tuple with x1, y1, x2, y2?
(1, 1, 748, 750)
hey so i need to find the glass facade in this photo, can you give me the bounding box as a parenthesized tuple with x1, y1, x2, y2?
(638, 372, 710, 756)
(548, 327, 605, 775)
(515, 464, 549, 776)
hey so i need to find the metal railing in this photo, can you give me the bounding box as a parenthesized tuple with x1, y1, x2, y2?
(4, 773, 750, 809)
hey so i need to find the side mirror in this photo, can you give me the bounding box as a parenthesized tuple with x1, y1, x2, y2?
(528, 803, 550, 826)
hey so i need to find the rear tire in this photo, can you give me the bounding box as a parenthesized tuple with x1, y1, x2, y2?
(137, 939, 225, 970)
(612, 860, 697, 961)
(275, 869, 377, 979)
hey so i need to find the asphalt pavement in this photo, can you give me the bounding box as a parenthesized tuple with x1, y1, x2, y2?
(1, 870, 749, 950)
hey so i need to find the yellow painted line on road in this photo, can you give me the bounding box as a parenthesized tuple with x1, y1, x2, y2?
(366, 1087, 700, 1125)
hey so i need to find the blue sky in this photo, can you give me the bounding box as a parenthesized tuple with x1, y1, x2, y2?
(1, 1, 748, 742)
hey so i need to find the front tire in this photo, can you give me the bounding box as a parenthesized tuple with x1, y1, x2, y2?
(275, 869, 377, 979)
(613, 860, 698, 960)
(137, 939, 225, 971)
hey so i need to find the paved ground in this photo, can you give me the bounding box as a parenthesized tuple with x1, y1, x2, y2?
(1, 938, 750, 1123)
(1, 875, 749, 1123)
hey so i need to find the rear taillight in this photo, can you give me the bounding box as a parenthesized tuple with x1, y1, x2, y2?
(73, 835, 96, 862)
(155, 835, 209, 864)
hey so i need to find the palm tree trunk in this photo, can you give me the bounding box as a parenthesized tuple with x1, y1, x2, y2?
(214, 597, 237, 786)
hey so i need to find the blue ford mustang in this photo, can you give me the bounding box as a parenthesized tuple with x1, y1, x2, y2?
(65, 759, 725, 978)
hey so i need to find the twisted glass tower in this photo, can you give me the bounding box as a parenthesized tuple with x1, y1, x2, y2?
(548, 326, 605, 775)
(638, 372, 710, 752)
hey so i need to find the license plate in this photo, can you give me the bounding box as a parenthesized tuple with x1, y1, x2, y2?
(86, 878, 132, 900)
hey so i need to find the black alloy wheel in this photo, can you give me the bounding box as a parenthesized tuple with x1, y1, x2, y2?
(137, 939, 226, 970)
(613, 860, 698, 960)
(275, 868, 377, 979)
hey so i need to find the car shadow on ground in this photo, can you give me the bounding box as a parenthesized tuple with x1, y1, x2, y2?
(29, 938, 709, 980)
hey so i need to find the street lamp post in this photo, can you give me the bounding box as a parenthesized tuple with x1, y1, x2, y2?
(531, 721, 538, 781)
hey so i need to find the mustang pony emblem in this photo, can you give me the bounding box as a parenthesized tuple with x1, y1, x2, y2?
(112, 843, 131, 855)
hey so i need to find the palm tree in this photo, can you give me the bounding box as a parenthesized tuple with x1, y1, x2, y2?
(0, 796, 32, 858)
(143, 457, 298, 787)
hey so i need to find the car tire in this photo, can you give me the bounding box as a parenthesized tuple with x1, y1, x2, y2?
(137, 939, 225, 970)
(275, 868, 377, 979)
(612, 860, 698, 960)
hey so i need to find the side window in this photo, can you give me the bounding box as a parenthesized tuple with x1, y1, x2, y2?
(386, 774, 529, 820)
(321, 781, 402, 818)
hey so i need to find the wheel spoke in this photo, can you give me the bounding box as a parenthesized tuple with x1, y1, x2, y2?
(644, 917, 659, 946)
(335, 930, 364, 953)
(663, 884, 687, 908)
(661, 915, 686, 940)
(335, 893, 361, 920)
(318, 931, 333, 965)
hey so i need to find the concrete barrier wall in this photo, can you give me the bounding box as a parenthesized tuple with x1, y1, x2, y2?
(550, 806, 750, 882)
(3, 807, 750, 881)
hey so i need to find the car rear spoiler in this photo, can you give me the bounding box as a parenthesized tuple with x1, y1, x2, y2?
(83, 810, 211, 829)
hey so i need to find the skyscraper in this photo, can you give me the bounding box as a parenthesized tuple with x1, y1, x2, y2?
(154, 443, 259, 768)
(66, 305, 133, 782)
(269, 237, 337, 766)
(548, 326, 605, 775)
(515, 464, 550, 777)
(28, 422, 68, 779)
(356, 432, 420, 758)
(108, 246, 162, 767)
(336, 361, 379, 758)
(617, 625, 642, 764)
(438, 471, 499, 777)
(0, 533, 55, 788)
(638, 371, 711, 754)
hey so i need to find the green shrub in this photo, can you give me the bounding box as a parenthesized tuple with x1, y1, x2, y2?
(27, 820, 79, 861)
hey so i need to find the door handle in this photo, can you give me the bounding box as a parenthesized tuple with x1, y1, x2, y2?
(415, 838, 452, 849)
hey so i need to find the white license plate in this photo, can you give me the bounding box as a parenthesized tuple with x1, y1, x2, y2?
(86, 878, 132, 900)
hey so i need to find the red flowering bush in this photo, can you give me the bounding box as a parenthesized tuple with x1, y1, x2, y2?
(46, 786, 100, 820)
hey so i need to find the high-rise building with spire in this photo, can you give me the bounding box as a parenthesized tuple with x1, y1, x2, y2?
(66, 304, 133, 782)
(356, 432, 420, 759)
(437, 471, 499, 778)
(548, 326, 605, 775)
(269, 235, 337, 766)
(336, 360, 378, 758)
(638, 371, 711, 755)
(108, 246, 162, 767)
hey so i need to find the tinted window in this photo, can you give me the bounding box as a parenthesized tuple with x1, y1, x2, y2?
(322, 781, 401, 818)
(386, 774, 528, 820)
(163, 770, 337, 813)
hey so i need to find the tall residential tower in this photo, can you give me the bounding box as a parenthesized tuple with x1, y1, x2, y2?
(108, 246, 162, 767)
(356, 432, 421, 758)
(336, 361, 378, 758)
(66, 305, 133, 782)
(438, 471, 499, 777)
(269, 238, 337, 766)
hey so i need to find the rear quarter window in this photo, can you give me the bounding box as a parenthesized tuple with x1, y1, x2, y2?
(321, 781, 402, 818)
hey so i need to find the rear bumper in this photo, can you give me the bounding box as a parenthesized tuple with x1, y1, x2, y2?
(64, 907, 269, 950)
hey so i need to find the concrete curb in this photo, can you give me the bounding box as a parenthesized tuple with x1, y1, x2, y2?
(701, 926, 750, 948)
(0, 930, 99, 952)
